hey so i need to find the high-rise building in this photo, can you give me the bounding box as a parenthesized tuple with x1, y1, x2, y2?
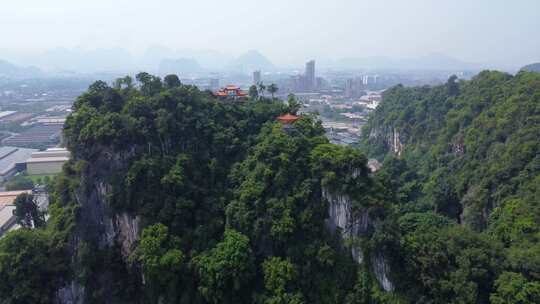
(345, 77, 365, 98)
(289, 75, 303, 92)
(253, 70, 261, 85)
(316, 77, 327, 90)
(362, 75, 368, 85)
(305, 60, 315, 91)
(345, 78, 354, 98)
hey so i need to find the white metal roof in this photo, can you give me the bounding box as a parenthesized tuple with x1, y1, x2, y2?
(26, 156, 69, 164)
(0, 147, 38, 175)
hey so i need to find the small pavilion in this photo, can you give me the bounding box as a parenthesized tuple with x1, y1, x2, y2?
(276, 113, 299, 124)
(277, 113, 299, 134)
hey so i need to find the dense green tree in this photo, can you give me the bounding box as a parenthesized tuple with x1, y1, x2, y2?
(422, 168, 461, 221)
(490, 272, 540, 304)
(397, 225, 503, 303)
(133, 223, 184, 303)
(113, 75, 134, 90)
(258, 82, 267, 97)
(5, 175, 34, 190)
(262, 257, 304, 304)
(13, 193, 45, 228)
(346, 270, 373, 304)
(0, 230, 69, 304)
(164, 74, 181, 89)
(446, 74, 460, 96)
(136, 72, 163, 96)
(267, 83, 278, 99)
(193, 229, 255, 303)
(249, 84, 260, 100)
(286, 94, 301, 114)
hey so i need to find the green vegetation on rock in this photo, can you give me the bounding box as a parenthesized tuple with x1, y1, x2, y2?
(361, 70, 540, 303)
(0, 70, 538, 304)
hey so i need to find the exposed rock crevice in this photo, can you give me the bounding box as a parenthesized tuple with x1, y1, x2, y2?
(324, 188, 394, 291)
(368, 126, 405, 158)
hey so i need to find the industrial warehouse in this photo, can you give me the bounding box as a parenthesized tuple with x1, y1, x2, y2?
(25, 148, 70, 175)
(0, 146, 37, 182)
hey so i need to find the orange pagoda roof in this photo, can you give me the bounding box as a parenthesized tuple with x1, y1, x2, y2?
(277, 113, 299, 124)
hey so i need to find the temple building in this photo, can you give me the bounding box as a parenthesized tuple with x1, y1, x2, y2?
(214, 85, 248, 100)
(277, 113, 300, 124)
(277, 113, 300, 134)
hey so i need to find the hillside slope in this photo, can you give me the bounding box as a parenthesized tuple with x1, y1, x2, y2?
(360, 70, 540, 302)
(362, 71, 539, 228)
(1, 71, 539, 304)
(0, 73, 397, 304)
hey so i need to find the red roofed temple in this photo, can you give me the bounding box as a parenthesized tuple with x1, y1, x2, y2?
(214, 85, 248, 100)
(277, 113, 299, 124)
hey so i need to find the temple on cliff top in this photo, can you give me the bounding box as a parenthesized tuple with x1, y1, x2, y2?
(276, 113, 299, 124)
(213, 85, 248, 100)
(277, 113, 299, 133)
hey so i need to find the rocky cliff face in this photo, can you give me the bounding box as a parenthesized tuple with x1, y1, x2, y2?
(56, 148, 141, 304)
(324, 188, 394, 291)
(368, 126, 405, 158)
(391, 128, 404, 157)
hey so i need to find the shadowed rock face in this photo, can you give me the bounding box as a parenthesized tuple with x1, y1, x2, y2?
(114, 213, 140, 259)
(57, 148, 142, 304)
(77, 149, 141, 252)
(372, 253, 393, 291)
(368, 126, 405, 158)
(324, 188, 394, 292)
(56, 281, 85, 304)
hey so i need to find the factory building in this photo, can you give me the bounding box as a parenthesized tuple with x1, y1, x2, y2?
(0, 146, 38, 182)
(26, 148, 70, 175)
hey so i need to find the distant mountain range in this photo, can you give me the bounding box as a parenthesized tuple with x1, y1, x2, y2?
(158, 58, 205, 75)
(0, 59, 42, 78)
(0, 48, 510, 77)
(520, 62, 540, 73)
(227, 50, 275, 72)
(157, 50, 274, 76)
(0, 48, 276, 75)
(140, 47, 232, 71)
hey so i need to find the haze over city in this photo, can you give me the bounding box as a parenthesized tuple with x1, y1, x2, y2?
(1, 0, 539, 71)
(1, 1, 540, 303)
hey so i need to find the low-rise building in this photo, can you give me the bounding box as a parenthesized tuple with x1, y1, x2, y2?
(0, 111, 17, 120)
(293, 92, 321, 103)
(26, 148, 70, 175)
(2, 123, 64, 148)
(0, 147, 38, 182)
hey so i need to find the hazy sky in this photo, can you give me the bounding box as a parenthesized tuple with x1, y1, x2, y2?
(2, 0, 539, 67)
